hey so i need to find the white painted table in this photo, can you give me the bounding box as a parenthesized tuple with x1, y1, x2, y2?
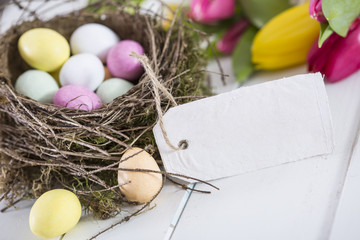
(1, 1, 360, 240)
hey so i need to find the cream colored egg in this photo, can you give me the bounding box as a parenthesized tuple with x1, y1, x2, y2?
(118, 147, 162, 203)
(29, 189, 81, 239)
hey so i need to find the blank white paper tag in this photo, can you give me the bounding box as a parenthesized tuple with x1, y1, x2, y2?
(153, 73, 334, 182)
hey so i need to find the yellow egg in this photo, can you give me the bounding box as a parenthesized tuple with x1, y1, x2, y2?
(18, 28, 70, 72)
(29, 189, 81, 239)
(118, 147, 163, 203)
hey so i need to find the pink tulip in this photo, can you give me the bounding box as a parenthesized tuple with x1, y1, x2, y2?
(307, 17, 360, 82)
(216, 19, 249, 54)
(309, 0, 327, 23)
(189, 0, 235, 24)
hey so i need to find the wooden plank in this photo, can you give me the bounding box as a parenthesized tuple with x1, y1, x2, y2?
(329, 121, 360, 239)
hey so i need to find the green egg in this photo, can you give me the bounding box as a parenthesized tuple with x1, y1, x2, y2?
(96, 78, 134, 104)
(15, 70, 59, 103)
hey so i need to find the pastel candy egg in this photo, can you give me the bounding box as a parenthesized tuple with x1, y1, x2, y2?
(15, 70, 59, 103)
(60, 53, 104, 91)
(107, 40, 145, 82)
(18, 28, 70, 72)
(54, 85, 102, 111)
(118, 147, 162, 203)
(70, 23, 120, 62)
(96, 78, 134, 104)
(29, 189, 81, 239)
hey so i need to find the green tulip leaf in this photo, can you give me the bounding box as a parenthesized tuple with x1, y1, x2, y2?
(232, 26, 257, 83)
(322, 0, 360, 37)
(238, 0, 292, 28)
(318, 23, 334, 47)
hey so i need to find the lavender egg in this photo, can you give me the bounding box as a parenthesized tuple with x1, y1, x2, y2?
(106, 40, 144, 83)
(54, 85, 102, 111)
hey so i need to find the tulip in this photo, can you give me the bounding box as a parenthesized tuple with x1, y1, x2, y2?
(307, 17, 360, 82)
(309, 0, 327, 23)
(216, 19, 250, 54)
(252, 3, 320, 70)
(188, 0, 235, 24)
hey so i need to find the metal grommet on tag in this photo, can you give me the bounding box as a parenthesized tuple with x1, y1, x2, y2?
(178, 140, 188, 150)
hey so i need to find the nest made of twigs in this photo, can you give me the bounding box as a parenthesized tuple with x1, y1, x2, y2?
(0, 0, 207, 219)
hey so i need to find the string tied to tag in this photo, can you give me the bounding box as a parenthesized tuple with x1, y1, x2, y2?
(131, 52, 187, 151)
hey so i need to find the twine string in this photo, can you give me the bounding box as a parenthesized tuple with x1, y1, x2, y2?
(131, 52, 187, 151)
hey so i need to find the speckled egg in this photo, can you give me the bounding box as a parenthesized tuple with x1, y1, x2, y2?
(29, 189, 81, 239)
(70, 23, 120, 62)
(54, 84, 102, 111)
(59, 53, 104, 91)
(96, 78, 134, 104)
(18, 28, 70, 72)
(15, 70, 59, 103)
(106, 40, 145, 82)
(118, 147, 162, 203)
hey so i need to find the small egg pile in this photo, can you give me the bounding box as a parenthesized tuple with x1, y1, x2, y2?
(16, 23, 145, 111)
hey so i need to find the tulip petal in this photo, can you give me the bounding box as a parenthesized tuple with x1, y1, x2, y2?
(308, 18, 360, 82)
(216, 19, 249, 54)
(309, 0, 327, 23)
(323, 18, 360, 81)
(204, 0, 235, 22)
(189, 0, 235, 24)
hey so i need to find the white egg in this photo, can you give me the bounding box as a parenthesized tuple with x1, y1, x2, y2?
(96, 78, 134, 104)
(59, 53, 104, 91)
(15, 70, 59, 103)
(70, 23, 120, 63)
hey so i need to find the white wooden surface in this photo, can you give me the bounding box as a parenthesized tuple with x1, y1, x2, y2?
(329, 119, 360, 240)
(172, 66, 360, 240)
(2, 1, 360, 240)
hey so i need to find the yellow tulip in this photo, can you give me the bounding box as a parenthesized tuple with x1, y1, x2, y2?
(251, 2, 320, 70)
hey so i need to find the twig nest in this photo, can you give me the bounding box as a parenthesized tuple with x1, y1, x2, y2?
(0, 1, 207, 218)
(118, 148, 162, 203)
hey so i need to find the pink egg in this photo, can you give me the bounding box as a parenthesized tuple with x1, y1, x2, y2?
(106, 40, 145, 83)
(54, 85, 102, 111)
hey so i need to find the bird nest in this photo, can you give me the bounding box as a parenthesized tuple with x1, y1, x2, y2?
(0, 0, 208, 219)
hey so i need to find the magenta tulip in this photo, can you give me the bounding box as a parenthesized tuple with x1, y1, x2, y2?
(216, 19, 249, 54)
(307, 17, 360, 82)
(309, 0, 327, 23)
(189, 0, 235, 24)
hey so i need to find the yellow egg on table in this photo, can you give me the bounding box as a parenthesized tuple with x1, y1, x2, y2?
(118, 147, 163, 203)
(18, 28, 70, 72)
(29, 189, 81, 239)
